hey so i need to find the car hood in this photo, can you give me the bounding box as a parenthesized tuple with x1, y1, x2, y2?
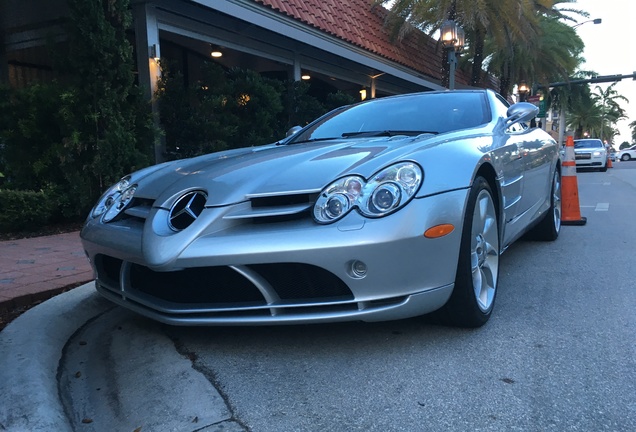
(134, 136, 437, 207)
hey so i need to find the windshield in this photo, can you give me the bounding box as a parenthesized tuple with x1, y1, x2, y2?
(289, 92, 490, 144)
(574, 139, 603, 148)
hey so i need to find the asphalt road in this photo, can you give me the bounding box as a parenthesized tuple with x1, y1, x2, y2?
(155, 161, 636, 432)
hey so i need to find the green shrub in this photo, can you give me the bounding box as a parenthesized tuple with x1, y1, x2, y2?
(0, 82, 70, 191)
(0, 189, 53, 233)
(157, 62, 286, 158)
(0, 0, 156, 224)
(156, 62, 359, 159)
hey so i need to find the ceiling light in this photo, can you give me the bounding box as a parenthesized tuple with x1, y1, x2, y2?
(211, 46, 223, 58)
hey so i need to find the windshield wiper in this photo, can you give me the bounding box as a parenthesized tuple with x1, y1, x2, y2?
(288, 137, 343, 145)
(341, 130, 438, 138)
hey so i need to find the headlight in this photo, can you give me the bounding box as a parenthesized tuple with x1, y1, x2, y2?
(313, 177, 362, 223)
(313, 162, 423, 223)
(90, 176, 137, 222)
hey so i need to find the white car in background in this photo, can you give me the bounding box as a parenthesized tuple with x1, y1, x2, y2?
(573, 138, 607, 171)
(617, 144, 636, 161)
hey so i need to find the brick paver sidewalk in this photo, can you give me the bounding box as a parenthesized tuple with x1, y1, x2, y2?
(0, 231, 92, 311)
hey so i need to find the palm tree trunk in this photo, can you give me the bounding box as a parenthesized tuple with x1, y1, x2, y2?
(499, 61, 511, 99)
(471, 27, 485, 87)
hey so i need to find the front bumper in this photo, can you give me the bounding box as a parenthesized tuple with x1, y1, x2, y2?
(574, 152, 606, 167)
(80, 189, 469, 325)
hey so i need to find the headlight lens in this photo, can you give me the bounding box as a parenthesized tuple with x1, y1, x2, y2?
(326, 195, 348, 219)
(370, 183, 401, 212)
(313, 162, 423, 223)
(91, 176, 137, 222)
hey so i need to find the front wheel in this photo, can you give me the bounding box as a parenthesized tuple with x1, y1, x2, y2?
(621, 154, 631, 161)
(438, 177, 500, 328)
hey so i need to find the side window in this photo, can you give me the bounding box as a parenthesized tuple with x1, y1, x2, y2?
(495, 93, 511, 108)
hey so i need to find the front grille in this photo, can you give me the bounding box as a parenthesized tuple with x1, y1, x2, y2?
(250, 193, 315, 208)
(94, 255, 353, 310)
(575, 153, 591, 160)
(130, 264, 264, 303)
(247, 263, 350, 300)
(96, 255, 123, 287)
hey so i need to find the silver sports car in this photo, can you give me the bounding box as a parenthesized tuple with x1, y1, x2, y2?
(80, 89, 561, 328)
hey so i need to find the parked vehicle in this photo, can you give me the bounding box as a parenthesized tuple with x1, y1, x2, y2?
(617, 144, 636, 161)
(573, 138, 607, 171)
(81, 90, 561, 328)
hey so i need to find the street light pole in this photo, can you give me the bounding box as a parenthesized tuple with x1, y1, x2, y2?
(555, 18, 602, 146)
(448, 50, 458, 91)
(571, 18, 602, 29)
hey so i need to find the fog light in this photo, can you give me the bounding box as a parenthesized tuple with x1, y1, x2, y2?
(350, 260, 368, 278)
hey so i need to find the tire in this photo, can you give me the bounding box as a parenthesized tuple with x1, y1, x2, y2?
(599, 165, 607, 172)
(438, 176, 500, 328)
(621, 154, 631, 161)
(527, 169, 561, 241)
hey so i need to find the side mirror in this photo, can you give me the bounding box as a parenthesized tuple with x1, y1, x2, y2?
(505, 102, 539, 126)
(286, 126, 303, 137)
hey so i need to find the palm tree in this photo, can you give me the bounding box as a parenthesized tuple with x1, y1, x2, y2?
(566, 90, 604, 139)
(592, 83, 628, 142)
(485, 14, 584, 98)
(377, 0, 589, 97)
(376, 0, 543, 88)
(548, 71, 596, 145)
(630, 120, 636, 142)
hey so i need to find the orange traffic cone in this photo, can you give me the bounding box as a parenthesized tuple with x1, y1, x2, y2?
(561, 135, 587, 225)
(607, 154, 613, 168)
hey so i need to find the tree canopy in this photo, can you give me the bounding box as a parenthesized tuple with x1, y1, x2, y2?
(378, 0, 629, 143)
(376, 0, 586, 96)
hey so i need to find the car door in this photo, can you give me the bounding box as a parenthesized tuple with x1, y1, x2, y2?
(517, 128, 555, 219)
(493, 125, 527, 244)
(488, 93, 552, 244)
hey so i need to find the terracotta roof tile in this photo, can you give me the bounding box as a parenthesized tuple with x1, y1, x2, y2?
(253, 0, 467, 86)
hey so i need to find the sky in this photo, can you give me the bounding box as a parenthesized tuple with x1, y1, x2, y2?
(570, 0, 636, 145)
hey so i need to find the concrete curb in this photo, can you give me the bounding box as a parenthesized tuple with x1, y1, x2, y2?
(0, 283, 112, 431)
(58, 308, 235, 431)
(0, 283, 245, 432)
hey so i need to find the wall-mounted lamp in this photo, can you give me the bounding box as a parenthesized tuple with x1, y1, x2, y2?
(301, 73, 311, 80)
(359, 89, 367, 100)
(149, 44, 160, 62)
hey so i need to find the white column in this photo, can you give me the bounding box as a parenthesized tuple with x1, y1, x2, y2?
(292, 56, 301, 81)
(133, 2, 164, 163)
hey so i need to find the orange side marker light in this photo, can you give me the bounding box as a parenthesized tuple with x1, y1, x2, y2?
(424, 224, 455, 239)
